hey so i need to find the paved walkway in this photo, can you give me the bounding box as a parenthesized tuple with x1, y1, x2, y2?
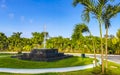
(87, 54, 120, 64)
(66, 53, 120, 64)
(0, 64, 96, 74)
(0, 55, 101, 74)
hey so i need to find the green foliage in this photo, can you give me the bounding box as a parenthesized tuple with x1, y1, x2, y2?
(71, 23, 90, 52)
(0, 30, 119, 54)
(117, 29, 120, 39)
(8, 32, 23, 51)
(0, 32, 8, 51)
(72, 23, 89, 41)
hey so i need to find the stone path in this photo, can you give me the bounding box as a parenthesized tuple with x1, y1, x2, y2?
(0, 64, 96, 74)
(66, 53, 120, 64)
(87, 54, 120, 64)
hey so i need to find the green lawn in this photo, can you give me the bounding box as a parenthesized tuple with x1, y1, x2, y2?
(0, 62, 120, 75)
(0, 56, 94, 68)
(1, 54, 119, 75)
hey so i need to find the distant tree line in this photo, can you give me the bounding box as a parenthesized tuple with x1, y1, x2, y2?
(0, 24, 120, 54)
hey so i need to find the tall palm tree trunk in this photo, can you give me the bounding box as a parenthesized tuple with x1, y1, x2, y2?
(99, 20, 104, 74)
(105, 25, 108, 69)
(93, 38, 97, 67)
(90, 32, 97, 67)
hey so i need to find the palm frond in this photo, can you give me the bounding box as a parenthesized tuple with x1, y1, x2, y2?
(81, 7, 90, 22)
(105, 19, 111, 29)
(73, 0, 96, 23)
(73, 0, 80, 6)
(73, 0, 96, 9)
(102, 3, 120, 29)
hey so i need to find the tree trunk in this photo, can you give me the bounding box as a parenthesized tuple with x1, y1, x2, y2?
(105, 26, 108, 69)
(90, 32, 97, 67)
(99, 20, 104, 74)
(93, 38, 97, 67)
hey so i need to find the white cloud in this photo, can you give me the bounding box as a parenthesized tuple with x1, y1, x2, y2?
(21, 32, 32, 38)
(0, 0, 7, 10)
(29, 19, 33, 24)
(1, 0, 6, 3)
(1, 4, 7, 9)
(20, 16, 25, 22)
(8, 13, 14, 19)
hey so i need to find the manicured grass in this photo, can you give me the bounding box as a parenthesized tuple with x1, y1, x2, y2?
(0, 62, 120, 75)
(105, 62, 120, 75)
(0, 56, 94, 68)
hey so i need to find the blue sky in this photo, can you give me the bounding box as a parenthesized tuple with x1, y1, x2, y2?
(0, 0, 120, 38)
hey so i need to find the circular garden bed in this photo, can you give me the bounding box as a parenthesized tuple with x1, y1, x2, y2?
(0, 55, 94, 69)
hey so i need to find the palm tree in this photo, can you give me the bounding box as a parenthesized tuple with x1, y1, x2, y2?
(102, 4, 120, 68)
(10, 32, 22, 51)
(0, 32, 8, 50)
(89, 32, 97, 67)
(71, 23, 89, 53)
(72, 23, 89, 40)
(116, 29, 120, 53)
(116, 29, 120, 39)
(73, 0, 114, 73)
